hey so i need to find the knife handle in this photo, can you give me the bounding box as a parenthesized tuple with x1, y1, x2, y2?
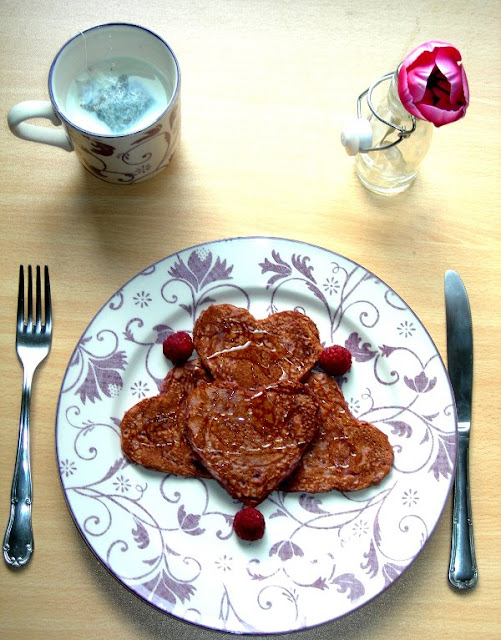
(448, 434, 478, 589)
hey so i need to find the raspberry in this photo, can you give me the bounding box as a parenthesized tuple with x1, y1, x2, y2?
(318, 345, 352, 376)
(233, 507, 265, 541)
(162, 331, 194, 364)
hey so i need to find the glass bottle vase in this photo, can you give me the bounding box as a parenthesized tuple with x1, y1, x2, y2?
(355, 73, 433, 195)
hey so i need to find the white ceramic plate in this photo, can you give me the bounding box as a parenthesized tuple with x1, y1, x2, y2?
(56, 237, 457, 634)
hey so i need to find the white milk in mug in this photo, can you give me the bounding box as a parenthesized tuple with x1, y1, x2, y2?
(65, 56, 173, 136)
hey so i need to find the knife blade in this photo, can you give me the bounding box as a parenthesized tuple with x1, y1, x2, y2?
(445, 270, 478, 589)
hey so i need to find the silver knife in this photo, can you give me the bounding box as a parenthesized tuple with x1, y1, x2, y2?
(445, 270, 478, 589)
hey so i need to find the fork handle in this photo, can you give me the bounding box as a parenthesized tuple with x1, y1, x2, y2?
(3, 373, 34, 567)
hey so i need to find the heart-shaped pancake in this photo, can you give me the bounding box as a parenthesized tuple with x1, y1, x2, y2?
(282, 372, 393, 493)
(121, 359, 211, 477)
(186, 381, 319, 506)
(193, 304, 322, 389)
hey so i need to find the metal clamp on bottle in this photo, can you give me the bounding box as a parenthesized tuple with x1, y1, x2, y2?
(341, 72, 417, 156)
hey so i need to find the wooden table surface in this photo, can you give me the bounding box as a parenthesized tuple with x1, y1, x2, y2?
(1, 1, 500, 638)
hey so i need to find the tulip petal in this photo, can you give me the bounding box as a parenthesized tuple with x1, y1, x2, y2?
(407, 62, 435, 100)
(435, 48, 464, 102)
(438, 52, 469, 107)
(417, 102, 465, 127)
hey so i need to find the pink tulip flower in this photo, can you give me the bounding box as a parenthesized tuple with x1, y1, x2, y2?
(397, 41, 469, 127)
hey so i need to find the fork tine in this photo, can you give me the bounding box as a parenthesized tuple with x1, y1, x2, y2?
(17, 265, 24, 332)
(26, 265, 33, 332)
(44, 265, 52, 334)
(35, 266, 42, 332)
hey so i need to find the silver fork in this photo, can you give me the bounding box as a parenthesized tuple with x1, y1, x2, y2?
(3, 265, 52, 568)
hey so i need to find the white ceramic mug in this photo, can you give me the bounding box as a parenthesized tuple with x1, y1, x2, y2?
(8, 23, 181, 184)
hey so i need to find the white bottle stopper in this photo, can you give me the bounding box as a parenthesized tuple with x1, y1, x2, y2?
(340, 118, 373, 155)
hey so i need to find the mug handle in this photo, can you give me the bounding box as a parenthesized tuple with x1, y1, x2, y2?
(8, 101, 73, 151)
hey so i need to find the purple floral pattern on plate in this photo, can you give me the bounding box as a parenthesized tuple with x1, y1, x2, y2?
(56, 237, 457, 634)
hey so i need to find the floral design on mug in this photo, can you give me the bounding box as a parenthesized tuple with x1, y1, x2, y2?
(69, 111, 180, 184)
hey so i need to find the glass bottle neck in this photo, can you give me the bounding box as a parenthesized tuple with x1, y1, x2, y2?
(387, 72, 413, 123)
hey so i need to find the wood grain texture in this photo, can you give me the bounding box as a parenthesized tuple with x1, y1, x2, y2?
(0, 1, 500, 638)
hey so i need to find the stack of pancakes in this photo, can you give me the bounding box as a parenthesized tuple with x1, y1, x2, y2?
(121, 304, 393, 507)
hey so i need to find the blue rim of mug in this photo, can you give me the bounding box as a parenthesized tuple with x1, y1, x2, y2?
(48, 22, 181, 139)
